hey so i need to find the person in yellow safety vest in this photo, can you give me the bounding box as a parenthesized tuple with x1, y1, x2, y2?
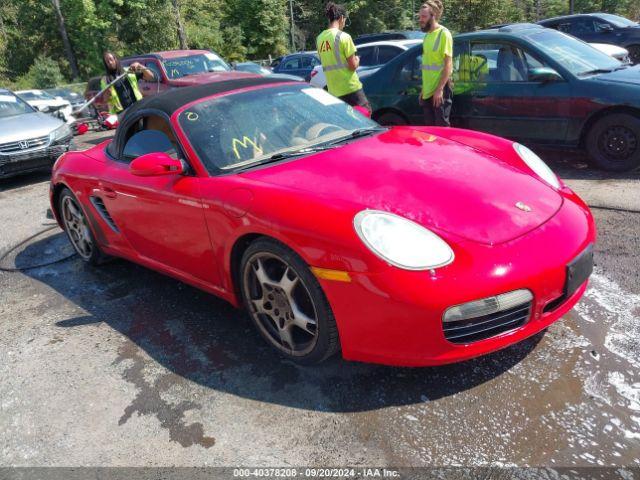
(316, 2, 371, 112)
(101, 51, 156, 115)
(418, 0, 454, 126)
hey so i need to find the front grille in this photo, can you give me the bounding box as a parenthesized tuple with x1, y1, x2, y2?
(0, 135, 50, 154)
(443, 302, 532, 344)
(90, 196, 119, 233)
(0, 142, 70, 177)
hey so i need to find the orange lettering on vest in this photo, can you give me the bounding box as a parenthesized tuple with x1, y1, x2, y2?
(319, 41, 332, 53)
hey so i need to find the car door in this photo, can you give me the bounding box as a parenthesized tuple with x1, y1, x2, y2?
(390, 48, 423, 124)
(100, 112, 217, 283)
(461, 40, 572, 144)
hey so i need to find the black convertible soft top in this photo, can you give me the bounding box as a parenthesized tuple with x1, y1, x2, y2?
(120, 76, 294, 123)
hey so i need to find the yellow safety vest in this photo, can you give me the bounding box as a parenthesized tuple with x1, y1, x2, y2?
(421, 26, 452, 99)
(317, 28, 362, 98)
(100, 71, 143, 114)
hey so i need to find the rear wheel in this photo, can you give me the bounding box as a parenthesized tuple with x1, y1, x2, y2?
(585, 113, 640, 172)
(627, 44, 640, 65)
(376, 112, 408, 126)
(59, 188, 108, 265)
(239, 238, 339, 364)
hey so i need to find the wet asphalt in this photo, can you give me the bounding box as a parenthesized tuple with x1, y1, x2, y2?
(0, 132, 638, 468)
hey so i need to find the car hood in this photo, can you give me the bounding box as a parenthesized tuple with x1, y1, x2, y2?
(169, 71, 258, 86)
(0, 112, 64, 143)
(242, 128, 563, 246)
(589, 64, 640, 86)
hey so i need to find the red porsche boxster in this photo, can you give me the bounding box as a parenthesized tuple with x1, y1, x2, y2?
(50, 77, 596, 366)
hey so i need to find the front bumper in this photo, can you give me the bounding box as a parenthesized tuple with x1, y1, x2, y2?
(318, 189, 597, 367)
(0, 136, 73, 179)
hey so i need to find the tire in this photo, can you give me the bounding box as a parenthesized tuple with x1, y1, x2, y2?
(585, 113, 640, 172)
(58, 188, 108, 265)
(239, 237, 339, 365)
(627, 44, 640, 65)
(376, 112, 408, 126)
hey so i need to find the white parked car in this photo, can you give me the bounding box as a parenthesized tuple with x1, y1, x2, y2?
(309, 39, 422, 89)
(589, 43, 631, 64)
(15, 89, 73, 123)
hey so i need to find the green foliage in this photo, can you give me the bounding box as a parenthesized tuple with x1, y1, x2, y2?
(0, 0, 637, 88)
(14, 55, 65, 89)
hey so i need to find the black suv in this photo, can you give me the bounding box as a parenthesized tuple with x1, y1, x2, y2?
(538, 13, 640, 64)
(354, 31, 424, 45)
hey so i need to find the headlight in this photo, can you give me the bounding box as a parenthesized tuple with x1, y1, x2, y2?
(513, 142, 560, 189)
(354, 210, 454, 270)
(50, 123, 72, 142)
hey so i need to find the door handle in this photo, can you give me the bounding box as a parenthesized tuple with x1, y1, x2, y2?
(102, 187, 117, 199)
(142, 86, 151, 91)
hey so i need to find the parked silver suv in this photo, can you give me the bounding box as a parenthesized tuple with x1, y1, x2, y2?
(0, 89, 73, 179)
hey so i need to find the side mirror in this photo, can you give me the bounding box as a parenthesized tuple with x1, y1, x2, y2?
(599, 24, 614, 32)
(529, 67, 563, 83)
(354, 105, 372, 118)
(37, 105, 51, 113)
(130, 152, 184, 177)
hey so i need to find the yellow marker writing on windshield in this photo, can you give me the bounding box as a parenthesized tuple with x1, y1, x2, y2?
(185, 112, 199, 122)
(232, 136, 263, 160)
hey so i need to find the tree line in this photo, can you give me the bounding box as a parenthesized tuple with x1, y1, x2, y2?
(0, 0, 637, 89)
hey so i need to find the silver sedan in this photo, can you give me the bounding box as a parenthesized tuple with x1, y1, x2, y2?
(0, 89, 73, 180)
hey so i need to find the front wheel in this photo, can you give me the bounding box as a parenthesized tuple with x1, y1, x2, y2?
(239, 238, 339, 364)
(59, 188, 108, 265)
(585, 113, 640, 172)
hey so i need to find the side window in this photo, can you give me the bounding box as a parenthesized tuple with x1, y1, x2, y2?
(310, 56, 321, 66)
(144, 61, 162, 81)
(358, 47, 376, 66)
(557, 22, 572, 33)
(594, 20, 613, 32)
(471, 42, 528, 82)
(572, 18, 595, 34)
(398, 51, 421, 83)
(377, 46, 403, 65)
(282, 58, 300, 70)
(121, 115, 179, 162)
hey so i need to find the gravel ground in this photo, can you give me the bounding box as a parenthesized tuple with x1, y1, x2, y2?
(0, 132, 638, 469)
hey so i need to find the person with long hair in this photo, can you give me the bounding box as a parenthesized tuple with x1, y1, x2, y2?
(316, 2, 370, 111)
(100, 51, 155, 115)
(418, 0, 454, 126)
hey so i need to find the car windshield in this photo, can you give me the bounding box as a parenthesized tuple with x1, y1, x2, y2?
(178, 84, 380, 173)
(18, 90, 55, 101)
(163, 53, 231, 79)
(0, 93, 34, 118)
(597, 14, 638, 28)
(528, 29, 621, 75)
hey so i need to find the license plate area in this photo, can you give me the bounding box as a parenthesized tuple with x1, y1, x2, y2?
(565, 244, 594, 298)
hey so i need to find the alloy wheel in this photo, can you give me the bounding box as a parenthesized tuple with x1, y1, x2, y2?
(61, 196, 93, 260)
(242, 252, 319, 356)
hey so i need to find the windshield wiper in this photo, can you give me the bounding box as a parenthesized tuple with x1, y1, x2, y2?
(329, 127, 387, 146)
(578, 68, 615, 76)
(235, 145, 336, 172)
(267, 145, 336, 161)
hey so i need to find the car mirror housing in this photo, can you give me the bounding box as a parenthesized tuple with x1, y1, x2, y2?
(129, 152, 184, 177)
(529, 67, 563, 83)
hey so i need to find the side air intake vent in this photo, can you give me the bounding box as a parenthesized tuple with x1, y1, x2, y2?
(90, 196, 119, 233)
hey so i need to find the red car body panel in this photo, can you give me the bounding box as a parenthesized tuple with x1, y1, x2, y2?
(51, 85, 596, 366)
